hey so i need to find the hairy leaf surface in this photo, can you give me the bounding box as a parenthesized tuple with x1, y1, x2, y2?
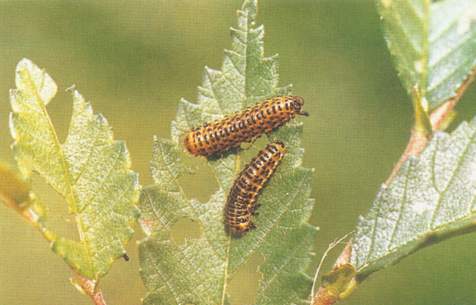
(139, 1, 317, 304)
(378, 0, 476, 109)
(9, 58, 140, 280)
(352, 118, 476, 277)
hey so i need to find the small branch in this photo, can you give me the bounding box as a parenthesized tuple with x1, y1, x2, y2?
(386, 86, 431, 185)
(74, 275, 107, 305)
(311, 287, 338, 305)
(310, 69, 476, 305)
(384, 128, 429, 185)
(386, 69, 476, 184)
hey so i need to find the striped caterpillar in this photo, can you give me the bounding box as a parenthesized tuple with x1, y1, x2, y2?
(225, 141, 286, 235)
(184, 96, 307, 157)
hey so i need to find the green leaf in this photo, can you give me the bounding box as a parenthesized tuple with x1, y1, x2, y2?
(351, 117, 476, 278)
(9, 58, 140, 280)
(378, 0, 476, 109)
(139, 1, 317, 304)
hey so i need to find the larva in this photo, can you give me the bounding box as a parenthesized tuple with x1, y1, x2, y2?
(184, 96, 307, 157)
(225, 141, 286, 235)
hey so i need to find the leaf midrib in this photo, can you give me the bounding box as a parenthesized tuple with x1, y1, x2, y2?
(219, 7, 253, 305)
(23, 69, 96, 276)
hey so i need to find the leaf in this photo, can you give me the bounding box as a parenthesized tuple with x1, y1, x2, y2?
(138, 1, 317, 304)
(378, 0, 476, 110)
(9, 58, 140, 280)
(351, 117, 476, 277)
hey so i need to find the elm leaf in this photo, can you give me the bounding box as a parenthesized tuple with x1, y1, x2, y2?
(138, 1, 317, 304)
(9, 58, 140, 280)
(378, 0, 476, 109)
(352, 117, 476, 277)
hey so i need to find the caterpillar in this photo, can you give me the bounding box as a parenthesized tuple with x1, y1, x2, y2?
(184, 96, 307, 157)
(225, 141, 286, 235)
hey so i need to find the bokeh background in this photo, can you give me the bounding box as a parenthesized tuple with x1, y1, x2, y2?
(1, 1, 476, 305)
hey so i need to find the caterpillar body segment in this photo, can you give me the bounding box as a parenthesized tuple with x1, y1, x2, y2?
(184, 96, 307, 157)
(225, 141, 287, 235)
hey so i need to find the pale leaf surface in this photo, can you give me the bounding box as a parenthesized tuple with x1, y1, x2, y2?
(9, 58, 140, 280)
(352, 117, 476, 276)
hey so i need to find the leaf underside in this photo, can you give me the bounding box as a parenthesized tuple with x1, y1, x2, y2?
(351, 0, 476, 280)
(378, 0, 476, 110)
(9, 58, 140, 280)
(351, 117, 476, 277)
(138, 1, 317, 305)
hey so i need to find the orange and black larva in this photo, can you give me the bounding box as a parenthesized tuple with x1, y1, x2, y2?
(184, 96, 307, 157)
(225, 141, 286, 235)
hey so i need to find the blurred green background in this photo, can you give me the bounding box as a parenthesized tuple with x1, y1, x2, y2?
(1, 1, 476, 305)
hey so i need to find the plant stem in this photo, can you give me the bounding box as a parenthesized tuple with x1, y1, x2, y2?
(386, 68, 476, 185)
(75, 275, 107, 305)
(310, 68, 476, 305)
(384, 127, 429, 185)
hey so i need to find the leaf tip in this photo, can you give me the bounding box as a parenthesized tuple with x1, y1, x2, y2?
(241, 0, 258, 20)
(14, 58, 58, 104)
(16, 57, 33, 70)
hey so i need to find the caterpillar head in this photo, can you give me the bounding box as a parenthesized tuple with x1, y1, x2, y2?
(288, 96, 308, 116)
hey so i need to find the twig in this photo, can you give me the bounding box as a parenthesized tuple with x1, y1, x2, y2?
(384, 128, 429, 185)
(311, 287, 338, 305)
(74, 275, 107, 305)
(386, 68, 476, 185)
(310, 68, 476, 305)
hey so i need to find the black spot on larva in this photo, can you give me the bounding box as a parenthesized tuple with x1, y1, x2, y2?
(183, 96, 307, 157)
(225, 142, 286, 236)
